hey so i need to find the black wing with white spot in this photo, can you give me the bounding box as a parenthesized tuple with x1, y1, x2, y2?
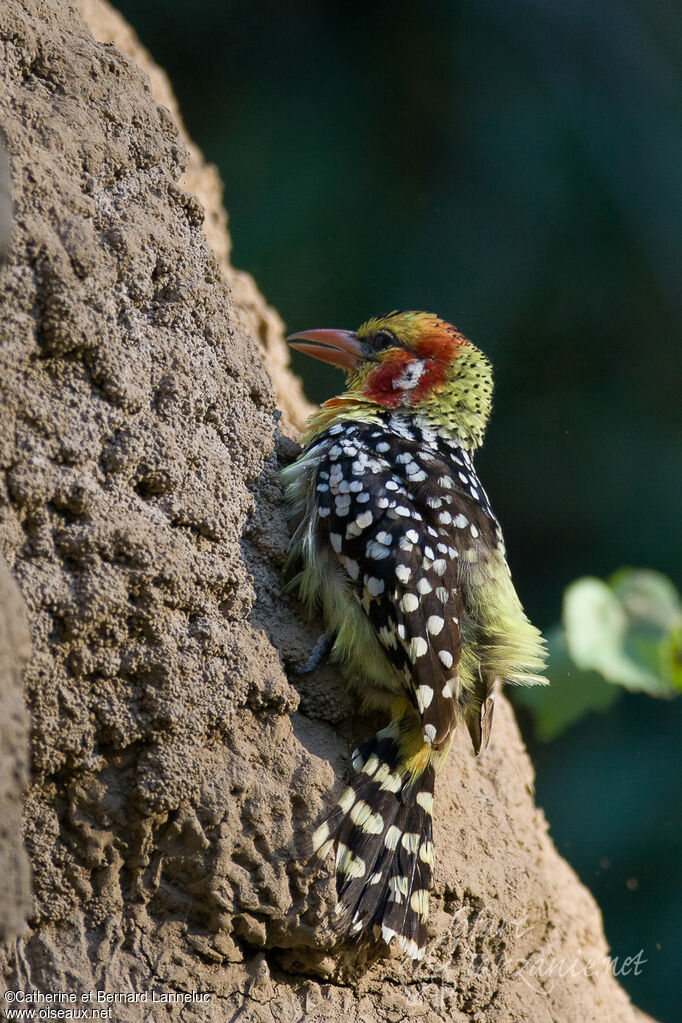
(314, 418, 495, 749)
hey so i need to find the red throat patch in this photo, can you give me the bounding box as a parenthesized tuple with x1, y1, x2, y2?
(363, 351, 414, 407)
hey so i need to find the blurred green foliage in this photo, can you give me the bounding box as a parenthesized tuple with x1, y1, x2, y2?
(565, 570, 682, 697)
(516, 569, 682, 741)
(114, 2, 681, 1019)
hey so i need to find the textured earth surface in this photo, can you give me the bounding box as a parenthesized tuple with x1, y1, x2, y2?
(0, 2, 653, 1021)
(0, 557, 31, 945)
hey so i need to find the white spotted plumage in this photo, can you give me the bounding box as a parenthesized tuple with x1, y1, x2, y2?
(283, 312, 547, 963)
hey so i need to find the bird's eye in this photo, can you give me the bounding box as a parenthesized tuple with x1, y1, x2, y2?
(365, 328, 399, 353)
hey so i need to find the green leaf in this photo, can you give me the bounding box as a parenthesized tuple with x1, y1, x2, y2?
(562, 569, 682, 697)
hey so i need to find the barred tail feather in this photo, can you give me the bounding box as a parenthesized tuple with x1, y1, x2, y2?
(311, 722, 435, 960)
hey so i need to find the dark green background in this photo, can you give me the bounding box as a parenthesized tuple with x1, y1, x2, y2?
(114, 1, 681, 1018)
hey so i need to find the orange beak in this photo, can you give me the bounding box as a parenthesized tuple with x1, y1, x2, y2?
(287, 328, 363, 372)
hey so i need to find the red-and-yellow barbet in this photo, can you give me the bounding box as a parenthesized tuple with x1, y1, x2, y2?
(282, 312, 547, 960)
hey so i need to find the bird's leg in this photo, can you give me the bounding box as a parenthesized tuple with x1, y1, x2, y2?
(296, 632, 332, 674)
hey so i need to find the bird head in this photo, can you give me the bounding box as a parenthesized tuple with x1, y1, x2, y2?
(288, 311, 493, 448)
